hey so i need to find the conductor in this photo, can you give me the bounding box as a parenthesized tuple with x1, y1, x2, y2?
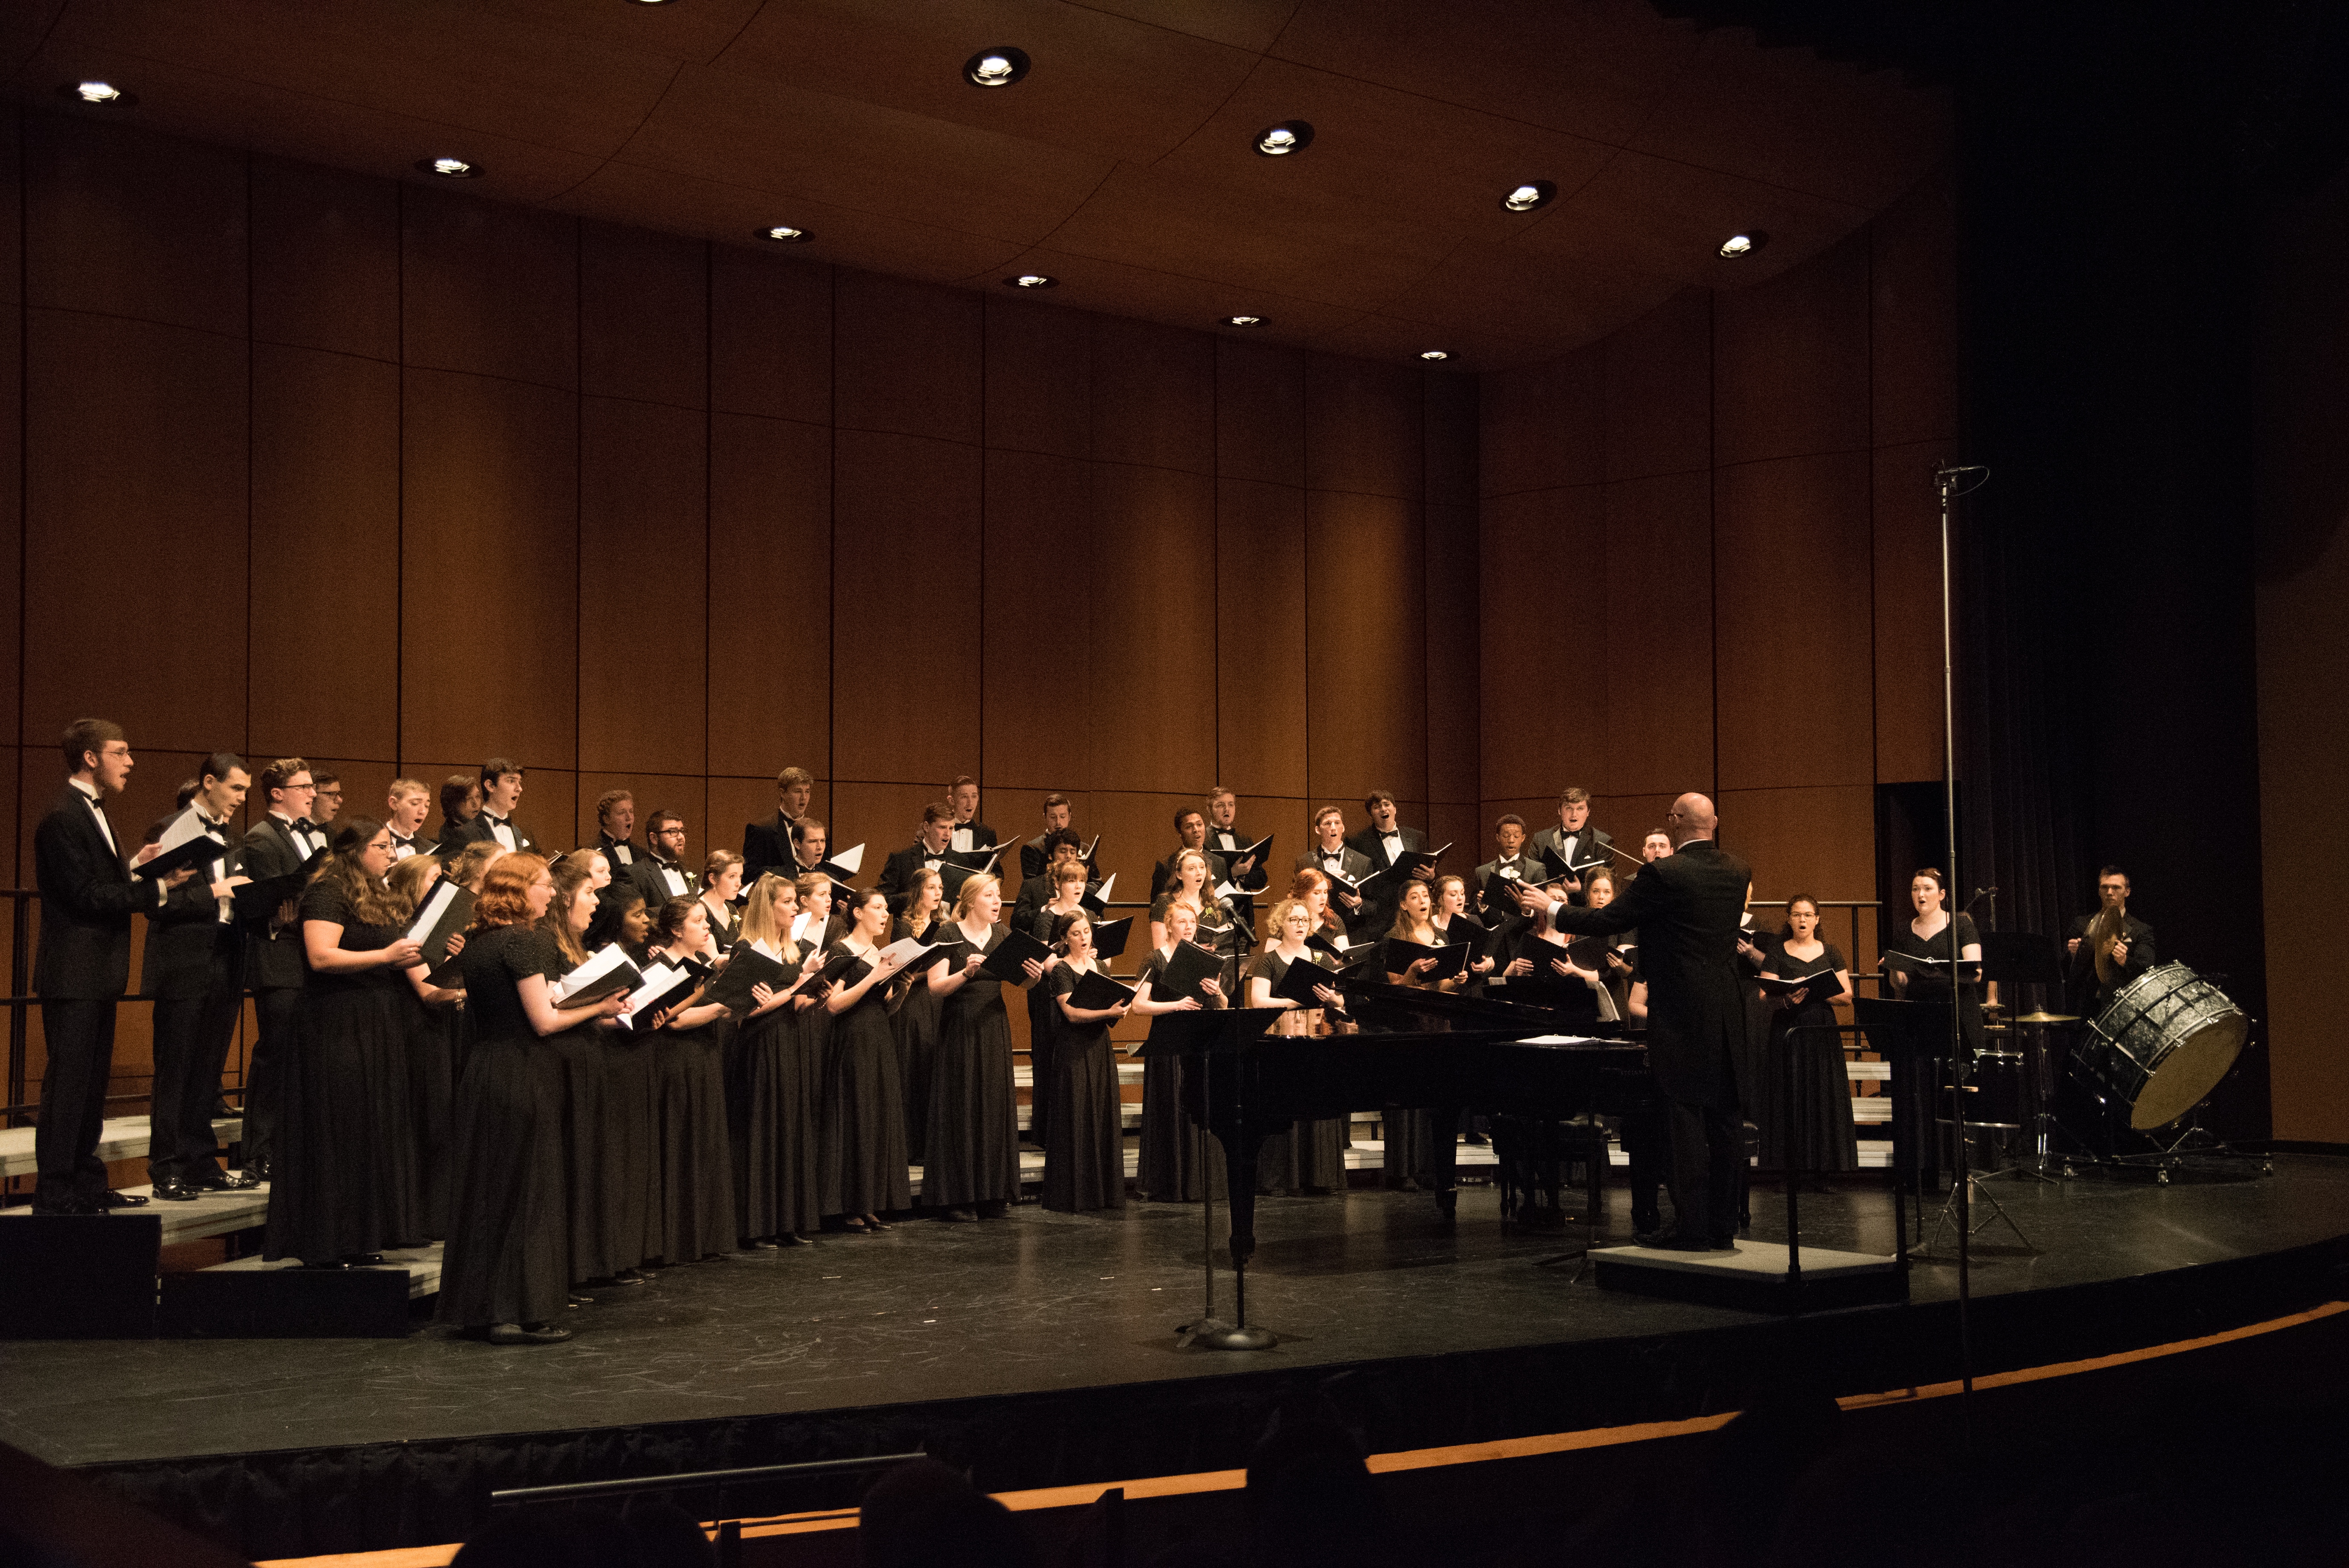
(1518, 792, 1751, 1250)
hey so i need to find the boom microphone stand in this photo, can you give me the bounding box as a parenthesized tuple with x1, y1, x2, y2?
(1937, 462, 1988, 1436)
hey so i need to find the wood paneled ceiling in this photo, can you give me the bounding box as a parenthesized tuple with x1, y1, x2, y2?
(0, 0, 1949, 369)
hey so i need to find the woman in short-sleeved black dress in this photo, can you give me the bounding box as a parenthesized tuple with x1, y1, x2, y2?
(265, 821, 447, 1268)
(923, 875, 1032, 1221)
(891, 870, 948, 1161)
(1880, 868, 1985, 1054)
(729, 874, 825, 1249)
(1041, 909, 1128, 1213)
(1757, 896, 1858, 1175)
(1130, 898, 1227, 1202)
(819, 888, 915, 1230)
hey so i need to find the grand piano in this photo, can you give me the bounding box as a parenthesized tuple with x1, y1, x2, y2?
(1170, 981, 1656, 1272)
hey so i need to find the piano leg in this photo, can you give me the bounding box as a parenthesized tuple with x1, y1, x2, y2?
(1430, 1106, 1461, 1221)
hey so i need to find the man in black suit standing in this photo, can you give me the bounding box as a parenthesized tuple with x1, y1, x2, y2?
(1151, 806, 1230, 900)
(2064, 866, 2158, 1016)
(946, 775, 996, 860)
(1525, 792, 1752, 1250)
(141, 752, 261, 1199)
(456, 757, 538, 854)
(633, 809, 697, 910)
(1346, 788, 1428, 937)
(1205, 786, 1268, 935)
(590, 789, 642, 880)
(1296, 805, 1374, 936)
(1474, 813, 1546, 925)
(239, 756, 320, 1179)
(1018, 792, 1075, 883)
(31, 719, 193, 1214)
(742, 766, 814, 884)
(1528, 786, 1612, 895)
(386, 778, 434, 860)
(879, 803, 959, 914)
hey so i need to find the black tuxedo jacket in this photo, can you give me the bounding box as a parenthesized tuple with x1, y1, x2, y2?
(33, 784, 150, 1000)
(879, 841, 956, 912)
(949, 820, 998, 858)
(1346, 823, 1427, 930)
(141, 814, 244, 1001)
(632, 854, 697, 912)
(2064, 912, 2157, 1008)
(1475, 852, 1545, 918)
(451, 812, 539, 855)
(239, 815, 316, 991)
(594, 831, 642, 881)
(741, 813, 799, 885)
(1529, 823, 1614, 874)
(1294, 844, 1377, 935)
(1019, 833, 1052, 883)
(1549, 838, 1754, 1110)
(1206, 826, 1269, 891)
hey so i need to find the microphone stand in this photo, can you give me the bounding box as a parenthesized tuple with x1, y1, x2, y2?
(1938, 463, 1987, 1447)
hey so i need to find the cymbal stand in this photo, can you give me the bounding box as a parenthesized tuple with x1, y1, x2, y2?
(1979, 1017, 2063, 1187)
(1923, 1115, 2034, 1255)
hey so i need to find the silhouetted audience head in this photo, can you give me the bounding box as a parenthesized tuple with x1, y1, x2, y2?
(860, 1458, 1034, 1568)
(453, 1504, 714, 1568)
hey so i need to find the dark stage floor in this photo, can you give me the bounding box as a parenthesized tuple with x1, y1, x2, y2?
(6, 1155, 2347, 1473)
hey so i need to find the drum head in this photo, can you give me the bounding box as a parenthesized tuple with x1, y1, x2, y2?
(2130, 1010, 2248, 1129)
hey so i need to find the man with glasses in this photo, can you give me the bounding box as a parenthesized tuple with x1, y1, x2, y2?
(31, 719, 193, 1214)
(633, 810, 696, 909)
(239, 757, 319, 1180)
(308, 771, 344, 835)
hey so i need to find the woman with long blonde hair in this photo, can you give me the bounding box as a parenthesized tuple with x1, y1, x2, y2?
(1129, 897, 1227, 1202)
(1245, 896, 1348, 1195)
(892, 867, 946, 1157)
(730, 873, 826, 1247)
(921, 872, 1040, 1220)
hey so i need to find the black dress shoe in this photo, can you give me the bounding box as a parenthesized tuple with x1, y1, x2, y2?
(98, 1190, 149, 1208)
(193, 1170, 262, 1192)
(302, 1258, 351, 1270)
(242, 1159, 271, 1182)
(1637, 1231, 1722, 1252)
(1632, 1212, 1663, 1235)
(611, 1267, 653, 1283)
(344, 1253, 386, 1267)
(150, 1181, 200, 1202)
(486, 1321, 572, 1345)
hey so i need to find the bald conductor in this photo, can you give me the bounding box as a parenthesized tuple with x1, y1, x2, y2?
(1518, 793, 1753, 1251)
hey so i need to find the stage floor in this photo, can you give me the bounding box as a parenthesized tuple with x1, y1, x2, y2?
(5, 1154, 2345, 1473)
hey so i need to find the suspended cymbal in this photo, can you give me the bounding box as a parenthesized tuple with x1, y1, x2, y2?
(2012, 1011, 2081, 1024)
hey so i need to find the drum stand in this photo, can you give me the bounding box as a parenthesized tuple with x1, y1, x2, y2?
(1923, 1119, 2034, 1256)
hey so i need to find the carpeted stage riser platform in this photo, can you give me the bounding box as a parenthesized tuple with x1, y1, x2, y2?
(75, 1234, 2349, 1561)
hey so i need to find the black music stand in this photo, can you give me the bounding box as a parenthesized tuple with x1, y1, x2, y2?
(1978, 931, 2067, 1181)
(1142, 1007, 1286, 1351)
(1852, 996, 1954, 1272)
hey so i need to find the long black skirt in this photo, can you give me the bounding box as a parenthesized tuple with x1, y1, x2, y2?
(1041, 1023, 1123, 1213)
(406, 995, 457, 1239)
(1024, 981, 1057, 1148)
(597, 1029, 659, 1272)
(436, 1033, 568, 1329)
(651, 1024, 736, 1263)
(1137, 1051, 1223, 1203)
(264, 985, 421, 1263)
(730, 1006, 822, 1240)
(821, 999, 912, 1217)
(922, 992, 1019, 1207)
(1257, 1115, 1348, 1194)
(894, 980, 940, 1161)
(549, 1029, 609, 1283)
(1760, 1007, 1860, 1173)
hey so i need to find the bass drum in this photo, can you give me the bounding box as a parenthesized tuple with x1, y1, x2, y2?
(2071, 963, 2247, 1131)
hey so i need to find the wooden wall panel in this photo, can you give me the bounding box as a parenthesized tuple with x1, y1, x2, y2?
(830, 782, 946, 873)
(1424, 501, 1480, 805)
(832, 272, 981, 443)
(249, 344, 401, 761)
(25, 118, 246, 337)
(1479, 347, 1602, 497)
(1714, 452, 1873, 791)
(1603, 471, 1714, 797)
(398, 369, 578, 766)
(1603, 290, 1711, 483)
(23, 313, 247, 754)
(1871, 165, 1959, 449)
(983, 449, 1093, 788)
(294, 759, 403, 843)
(402, 187, 577, 389)
(250, 159, 399, 361)
(1307, 355, 1421, 498)
(1215, 478, 1308, 800)
(1091, 316, 1212, 474)
(1593, 793, 1678, 854)
(578, 397, 707, 775)
(1479, 486, 1602, 801)
(581, 224, 706, 409)
(1423, 372, 1479, 508)
(1872, 440, 1953, 784)
(1215, 339, 1304, 487)
(1718, 785, 1876, 905)
(830, 430, 980, 783)
(1305, 490, 1426, 805)
(1089, 463, 1218, 794)
(1084, 789, 1208, 915)
(708, 415, 830, 778)
(710, 775, 834, 872)
(515, 768, 581, 856)
(984, 297, 1091, 461)
(710, 250, 831, 424)
(1713, 233, 1870, 467)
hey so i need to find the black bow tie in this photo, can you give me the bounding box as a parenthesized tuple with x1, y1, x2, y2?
(294, 819, 316, 834)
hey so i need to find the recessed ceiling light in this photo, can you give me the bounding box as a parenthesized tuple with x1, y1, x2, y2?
(1420, 350, 1449, 361)
(1501, 180, 1555, 213)
(760, 225, 811, 243)
(1222, 315, 1265, 328)
(1254, 121, 1314, 157)
(418, 157, 480, 178)
(1719, 231, 1768, 258)
(965, 46, 1030, 88)
(1006, 274, 1057, 289)
(61, 81, 134, 106)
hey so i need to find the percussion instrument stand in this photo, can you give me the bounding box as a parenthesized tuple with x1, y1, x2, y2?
(1924, 1125, 2034, 1255)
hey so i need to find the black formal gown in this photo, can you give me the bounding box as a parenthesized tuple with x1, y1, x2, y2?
(264, 883, 422, 1263)
(595, 1006, 660, 1275)
(1759, 940, 1859, 1174)
(1881, 915, 1985, 1053)
(1135, 948, 1225, 1203)
(1248, 950, 1348, 1194)
(923, 925, 1021, 1210)
(543, 947, 612, 1284)
(1023, 903, 1079, 1149)
(891, 916, 944, 1160)
(1041, 963, 1124, 1212)
(436, 925, 568, 1329)
(820, 952, 913, 1218)
(405, 989, 459, 1240)
(1379, 946, 1452, 1190)
(650, 972, 738, 1263)
(730, 947, 822, 1242)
